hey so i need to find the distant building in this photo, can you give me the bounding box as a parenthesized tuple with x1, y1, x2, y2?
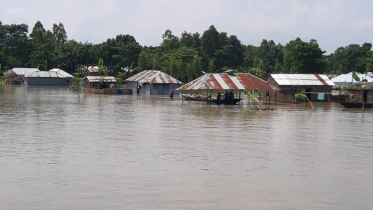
(267, 74, 335, 103)
(126, 70, 182, 95)
(84, 76, 132, 94)
(87, 66, 99, 76)
(4, 68, 40, 85)
(24, 69, 74, 86)
(331, 72, 373, 86)
(84, 76, 116, 90)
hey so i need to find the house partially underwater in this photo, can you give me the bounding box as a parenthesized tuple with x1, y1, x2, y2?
(4, 68, 40, 85)
(24, 69, 74, 86)
(84, 76, 133, 94)
(331, 72, 373, 86)
(126, 70, 182, 95)
(267, 74, 335, 103)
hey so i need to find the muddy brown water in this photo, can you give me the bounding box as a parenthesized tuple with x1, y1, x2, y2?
(1, 85, 373, 210)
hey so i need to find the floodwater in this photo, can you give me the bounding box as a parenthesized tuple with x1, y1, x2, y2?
(0, 85, 372, 210)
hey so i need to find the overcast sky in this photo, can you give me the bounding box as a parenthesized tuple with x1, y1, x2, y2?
(1, 0, 373, 53)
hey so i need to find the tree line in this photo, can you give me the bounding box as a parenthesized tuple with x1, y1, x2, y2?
(1, 21, 373, 82)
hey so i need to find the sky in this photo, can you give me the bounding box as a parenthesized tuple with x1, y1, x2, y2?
(1, 0, 373, 54)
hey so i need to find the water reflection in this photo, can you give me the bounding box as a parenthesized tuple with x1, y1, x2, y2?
(0, 85, 373, 210)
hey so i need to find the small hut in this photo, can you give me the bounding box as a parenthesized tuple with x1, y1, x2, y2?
(85, 76, 116, 89)
(267, 74, 335, 103)
(87, 66, 99, 76)
(126, 70, 182, 95)
(24, 69, 74, 86)
(4, 68, 40, 85)
(344, 84, 373, 104)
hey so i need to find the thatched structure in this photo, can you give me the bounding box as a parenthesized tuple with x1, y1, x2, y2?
(4, 70, 23, 85)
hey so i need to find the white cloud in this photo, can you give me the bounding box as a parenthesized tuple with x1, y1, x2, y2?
(357, 18, 373, 29)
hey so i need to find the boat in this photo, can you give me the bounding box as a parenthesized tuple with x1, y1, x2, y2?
(182, 94, 242, 105)
(339, 101, 373, 108)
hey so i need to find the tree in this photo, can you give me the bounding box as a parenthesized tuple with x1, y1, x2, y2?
(283, 38, 325, 73)
(180, 31, 193, 48)
(105, 34, 141, 73)
(208, 59, 216, 73)
(52, 23, 67, 47)
(161, 29, 179, 52)
(192, 55, 203, 78)
(201, 25, 221, 58)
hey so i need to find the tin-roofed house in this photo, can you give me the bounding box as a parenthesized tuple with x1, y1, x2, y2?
(126, 70, 182, 95)
(87, 66, 99, 76)
(267, 74, 335, 103)
(84, 76, 132, 94)
(4, 68, 40, 85)
(24, 69, 74, 86)
(331, 72, 373, 86)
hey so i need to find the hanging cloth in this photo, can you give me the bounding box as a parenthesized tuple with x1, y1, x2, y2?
(317, 93, 325, 100)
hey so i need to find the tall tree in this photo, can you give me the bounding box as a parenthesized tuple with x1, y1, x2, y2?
(201, 25, 221, 58)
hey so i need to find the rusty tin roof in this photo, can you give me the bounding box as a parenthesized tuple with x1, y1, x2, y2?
(88, 66, 99, 73)
(177, 73, 272, 91)
(126, 70, 182, 84)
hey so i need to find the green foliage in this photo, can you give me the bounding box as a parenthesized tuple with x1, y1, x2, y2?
(2, 20, 373, 84)
(295, 89, 307, 101)
(283, 38, 325, 73)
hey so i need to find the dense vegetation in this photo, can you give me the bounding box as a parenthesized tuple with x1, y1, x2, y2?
(1, 21, 373, 82)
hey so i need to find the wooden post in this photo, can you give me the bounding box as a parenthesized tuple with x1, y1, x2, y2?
(275, 90, 277, 106)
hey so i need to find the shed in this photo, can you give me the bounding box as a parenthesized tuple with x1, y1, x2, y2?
(267, 74, 335, 103)
(126, 70, 182, 95)
(344, 84, 373, 104)
(84, 76, 116, 89)
(4, 68, 40, 85)
(331, 72, 373, 86)
(24, 69, 74, 86)
(87, 66, 99, 76)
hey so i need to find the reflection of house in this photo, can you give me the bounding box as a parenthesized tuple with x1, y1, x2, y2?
(126, 70, 182, 95)
(331, 72, 373, 86)
(4, 68, 40, 85)
(24, 69, 74, 86)
(267, 74, 335, 103)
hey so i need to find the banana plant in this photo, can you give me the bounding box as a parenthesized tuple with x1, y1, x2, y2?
(352, 72, 368, 113)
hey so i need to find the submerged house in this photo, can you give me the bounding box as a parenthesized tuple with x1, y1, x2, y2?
(84, 76, 132, 94)
(126, 70, 182, 95)
(178, 71, 272, 92)
(331, 72, 373, 86)
(267, 74, 335, 103)
(4, 68, 40, 85)
(344, 84, 373, 104)
(24, 69, 74, 86)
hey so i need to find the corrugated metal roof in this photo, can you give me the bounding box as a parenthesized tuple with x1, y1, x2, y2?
(85, 76, 116, 83)
(26, 71, 69, 78)
(88, 66, 99, 73)
(271, 74, 335, 86)
(331, 72, 373, 84)
(177, 73, 272, 91)
(49, 69, 74, 78)
(126, 70, 182, 84)
(11, 68, 40, 76)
